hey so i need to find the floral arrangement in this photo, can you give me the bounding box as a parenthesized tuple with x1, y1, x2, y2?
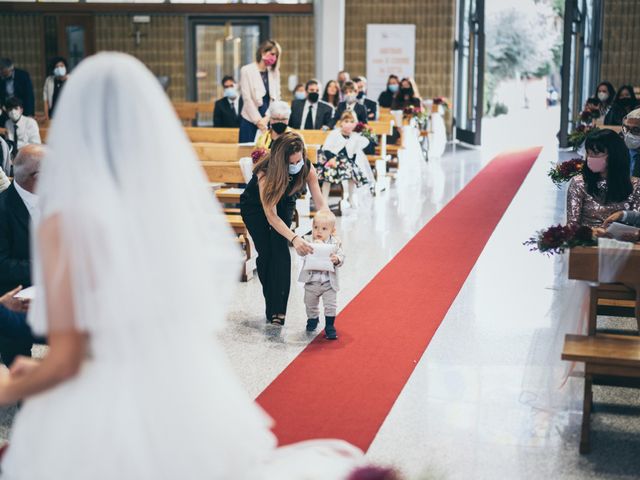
(354, 122, 377, 144)
(251, 147, 268, 164)
(402, 105, 429, 129)
(524, 224, 596, 255)
(579, 109, 600, 124)
(548, 158, 584, 187)
(567, 124, 599, 151)
(433, 96, 451, 110)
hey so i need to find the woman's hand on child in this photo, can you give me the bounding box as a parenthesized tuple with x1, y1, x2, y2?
(293, 237, 314, 256)
(330, 254, 340, 265)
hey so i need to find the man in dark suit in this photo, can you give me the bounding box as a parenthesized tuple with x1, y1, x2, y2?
(213, 75, 243, 128)
(353, 76, 379, 121)
(0, 59, 35, 118)
(331, 80, 368, 128)
(289, 79, 334, 130)
(0, 144, 44, 365)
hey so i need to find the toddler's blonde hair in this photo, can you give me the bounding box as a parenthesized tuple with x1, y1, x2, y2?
(313, 209, 337, 229)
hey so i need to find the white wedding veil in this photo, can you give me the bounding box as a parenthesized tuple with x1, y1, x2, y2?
(30, 52, 242, 337)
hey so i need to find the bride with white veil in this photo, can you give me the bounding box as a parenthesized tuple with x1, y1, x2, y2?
(0, 53, 362, 479)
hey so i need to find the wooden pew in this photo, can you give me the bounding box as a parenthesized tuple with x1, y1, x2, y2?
(174, 101, 214, 126)
(562, 333, 640, 453)
(185, 127, 239, 143)
(194, 142, 318, 164)
(293, 129, 329, 146)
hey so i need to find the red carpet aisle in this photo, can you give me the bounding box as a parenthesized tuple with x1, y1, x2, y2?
(257, 147, 542, 450)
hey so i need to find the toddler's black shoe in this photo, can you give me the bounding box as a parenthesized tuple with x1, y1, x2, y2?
(306, 318, 319, 331)
(324, 316, 338, 340)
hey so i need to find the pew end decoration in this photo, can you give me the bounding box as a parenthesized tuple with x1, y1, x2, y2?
(433, 96, 451, 111)
(568, 124, 600, 151)
(251, 147, 268, 165)
(524, 224, 596, 255)
(548, 158, 584, 187)
(403, 105, 429, 129)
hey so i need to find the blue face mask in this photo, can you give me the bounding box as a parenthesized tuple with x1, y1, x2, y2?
(289, 159, 304, 175)
(294, 91, 306, 101)
(388, 84, 399, 93)
(224, 87, 237, 99)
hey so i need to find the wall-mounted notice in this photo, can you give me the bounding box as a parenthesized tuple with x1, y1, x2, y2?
(366, 24, 416, 102)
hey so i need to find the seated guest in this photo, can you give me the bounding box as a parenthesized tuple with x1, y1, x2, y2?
(622, 108, 640, 176)
(0, 286, 45, 366)
(293, 83, 306, 102)
(378, 74, 400, 109)
(566, 129, 640, 228)
(4, 97, 41, 159)
(605, 85, 639, 126)
(213, 75, 243, 128)
(43, 56, 69, 120)
(353, 76, 378, 121)
(256, 101, 293, 149)
(0, 144, 44, 365)
(322, 80, 340, 109)
(392, 77, 422, 110)
(0, 59, 35, 118)
(595, 81, 616, 122)
(331, 81, 367, 128)
(289, 79, 334, 130)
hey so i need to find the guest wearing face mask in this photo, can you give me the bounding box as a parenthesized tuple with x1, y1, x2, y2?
(378, 74, 400, 109)
(594, 81, 616, 122)
(353, 76, 378, 121)
(3, 97, 41, 161)
(292, 84, 306, 102)
(240, 132, 328, 325)
(0, 59, 34, 119)
(289, 79, 334, 130)
(622, 108, 640, 177)
(238, 39, 282, 143)
(566, 129, 640, 229)
(391, 77, 422, 110)
(43, 56, 69, 121)
(256, 101, 293, 149)
(605, 85, 639, 127)
(213, 75, 243, 128)
(331, 81, 367, 128)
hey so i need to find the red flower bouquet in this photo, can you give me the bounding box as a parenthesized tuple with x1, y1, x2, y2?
(433, 96, 451, 110)
(524, 224, 596, 255)
(251, 147, 268, 164)
(548, 158, 584, 187)
(354, 122, 376, 143)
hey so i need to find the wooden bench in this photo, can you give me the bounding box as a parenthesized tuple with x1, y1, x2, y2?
(193, 142, 318, 164)
(562, 333, 640, 453)
(174, 101, 214, 126)
(185, 127, 239, 143)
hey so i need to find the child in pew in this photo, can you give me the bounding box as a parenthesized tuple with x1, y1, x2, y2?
(318, 110, 374, 209)
(298, 210, 344, 340)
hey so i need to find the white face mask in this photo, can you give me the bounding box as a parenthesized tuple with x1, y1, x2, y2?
(54, 66, 67, 77)
(345, 94, 357, 104)
(625, 132, 640, 150)
(288, 159, 304, 175)
(598, 92, 609, 102)
(8, 109, 21, 123)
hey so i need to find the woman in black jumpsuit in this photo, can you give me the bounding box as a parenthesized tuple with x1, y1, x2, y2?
(240, 132, 328, 325)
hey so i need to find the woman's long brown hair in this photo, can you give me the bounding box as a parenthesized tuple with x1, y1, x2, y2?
(254, 132, 310, 208)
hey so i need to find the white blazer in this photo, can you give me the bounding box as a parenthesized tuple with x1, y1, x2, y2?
(239, 62, 281, 124)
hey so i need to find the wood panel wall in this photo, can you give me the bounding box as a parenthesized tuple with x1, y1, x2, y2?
(601, 0, 640, 89)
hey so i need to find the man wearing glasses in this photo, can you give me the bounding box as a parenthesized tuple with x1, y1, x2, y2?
(622, 108, 640, 177)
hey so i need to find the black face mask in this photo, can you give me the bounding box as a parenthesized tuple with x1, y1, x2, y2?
(307, 92, 319, 103)
(357, 91, 365, 100)
(271, 122, 288, 134)
(401, 88, 413, 97)
(619, 98, 635, 108)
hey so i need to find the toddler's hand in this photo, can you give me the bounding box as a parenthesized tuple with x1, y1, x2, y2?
(330, 254, 340, 265)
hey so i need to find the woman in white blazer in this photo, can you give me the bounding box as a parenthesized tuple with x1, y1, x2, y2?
(43, 56, 69, 120)
(238, 40, 282, 143)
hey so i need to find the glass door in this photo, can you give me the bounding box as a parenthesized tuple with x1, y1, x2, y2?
(559, 0, 603, 148)
(454, 0, 485, 146)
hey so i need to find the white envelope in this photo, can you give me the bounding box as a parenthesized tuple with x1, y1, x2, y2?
(13, 286, 36, 301)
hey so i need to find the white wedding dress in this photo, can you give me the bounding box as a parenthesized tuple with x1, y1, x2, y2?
(1, 53, 363, 480)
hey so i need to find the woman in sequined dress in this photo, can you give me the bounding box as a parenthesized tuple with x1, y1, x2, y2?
(566, 129, 640, 228)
